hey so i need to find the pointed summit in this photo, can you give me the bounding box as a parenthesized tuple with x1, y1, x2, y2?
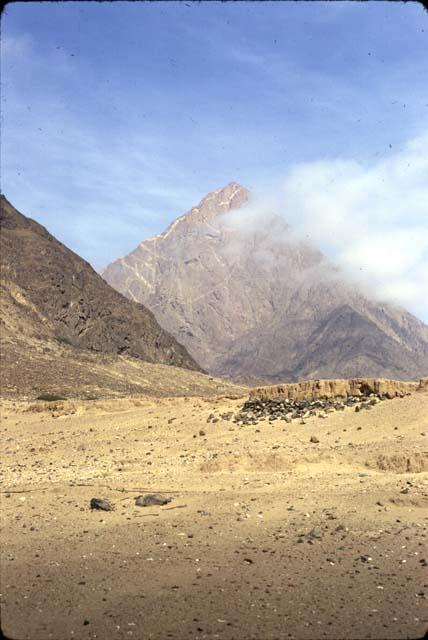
(191, 182, 249, 221)
(151, 182, 249, 243)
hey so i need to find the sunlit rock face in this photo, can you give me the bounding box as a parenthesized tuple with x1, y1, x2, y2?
(102, 183, 428, 383)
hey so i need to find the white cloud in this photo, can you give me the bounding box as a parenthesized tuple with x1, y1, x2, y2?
(223, 132, 428, 321)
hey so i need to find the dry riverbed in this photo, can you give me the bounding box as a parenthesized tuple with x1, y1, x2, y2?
(1, 391, 428, 639)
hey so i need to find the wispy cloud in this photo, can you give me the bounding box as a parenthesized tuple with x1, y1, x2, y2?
(223, 132, 428, 321)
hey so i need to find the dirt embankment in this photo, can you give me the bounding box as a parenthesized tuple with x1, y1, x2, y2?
(250, 377, 424, 401)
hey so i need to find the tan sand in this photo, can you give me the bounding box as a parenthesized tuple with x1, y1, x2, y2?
(1, 390, 427, 639)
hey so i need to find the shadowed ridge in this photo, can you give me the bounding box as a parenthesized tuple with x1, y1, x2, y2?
(0, 195, 202, 372)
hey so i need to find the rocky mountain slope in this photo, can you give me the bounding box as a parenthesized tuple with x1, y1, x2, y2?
(102, 183, 428, 382)
(0, 196, 220, 397)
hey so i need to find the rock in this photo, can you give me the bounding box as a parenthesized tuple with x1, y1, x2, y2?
(90, 498, 112, 511)
(135, 493, 172, 507)
(199, 430, 206, 436)
(310, 435, 320, 443)
(308, 527, 322, 540)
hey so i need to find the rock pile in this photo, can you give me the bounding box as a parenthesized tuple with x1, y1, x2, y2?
(232, 392, 389, 426)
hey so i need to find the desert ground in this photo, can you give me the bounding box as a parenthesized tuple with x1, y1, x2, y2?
(1, 390, 427, 640)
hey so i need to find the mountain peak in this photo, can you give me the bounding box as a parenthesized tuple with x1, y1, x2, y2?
(193, 182, 249, 218)
(142, 183, 250, 245)
(102, 184, 428, 382)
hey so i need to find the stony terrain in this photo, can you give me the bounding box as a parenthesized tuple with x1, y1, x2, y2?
(0, 195, 199, 373)
(102, 183, 428, 382)
(0, 246, 243, 402)
(1, 384, 427, 640)
(0, 314, 245, 400)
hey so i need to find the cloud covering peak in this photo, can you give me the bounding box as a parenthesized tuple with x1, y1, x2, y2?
(226, 133, 428, 321)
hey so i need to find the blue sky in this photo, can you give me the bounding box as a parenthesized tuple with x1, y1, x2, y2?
(2, 1, 428, 318)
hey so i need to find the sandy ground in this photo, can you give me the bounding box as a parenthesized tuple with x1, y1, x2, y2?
(1, 391, 428, 640)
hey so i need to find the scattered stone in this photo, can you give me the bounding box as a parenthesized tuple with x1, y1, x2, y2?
(310, 435, 320, 444)
(199, 430, 206, 437)
(308, 527, 322, 540)
(90, 498, 113, 511)
(135, 494, 172, 507)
